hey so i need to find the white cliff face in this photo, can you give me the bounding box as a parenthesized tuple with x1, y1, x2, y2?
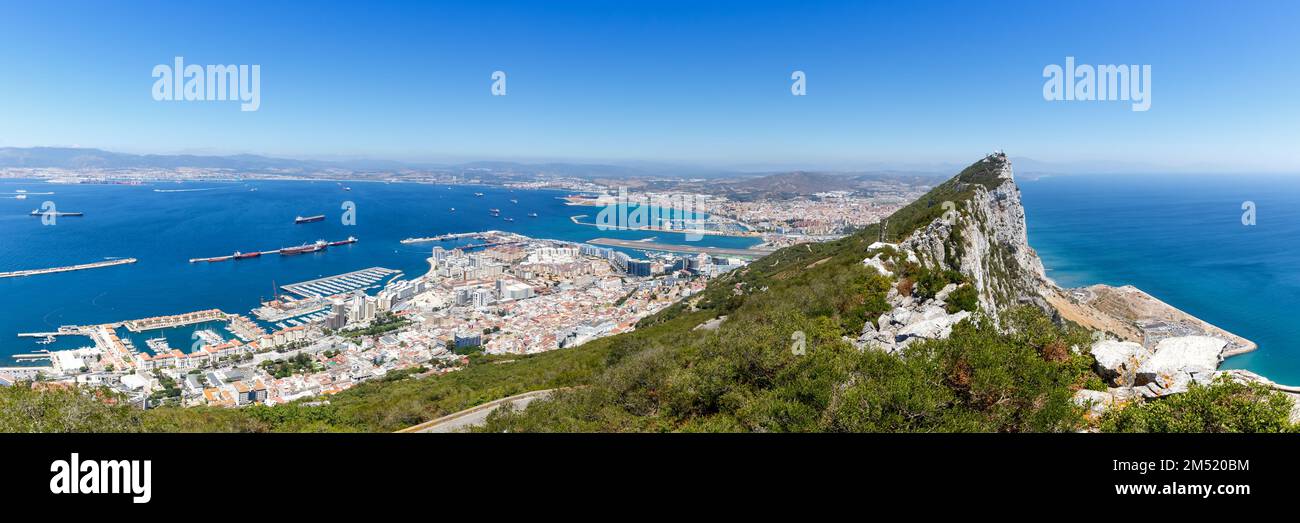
(900, 154, 1051, 319)
(858, 153, 1275, 408)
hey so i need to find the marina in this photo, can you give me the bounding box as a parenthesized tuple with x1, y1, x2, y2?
(123, 309, 228, 332)
(280, 266, 401, 298)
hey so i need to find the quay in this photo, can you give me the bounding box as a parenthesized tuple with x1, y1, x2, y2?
(0, 258, 136, 279)
(586, 238, 777, 259)
(17, 326, 82, 338)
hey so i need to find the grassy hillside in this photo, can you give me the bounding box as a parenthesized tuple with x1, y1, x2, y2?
(3, 154, 1294, 433)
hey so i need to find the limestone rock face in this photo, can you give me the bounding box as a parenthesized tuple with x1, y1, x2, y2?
(1134, 336, 1227, 397)
(854, 289, 971, 354)
(1091, 340, 1152, 387)
(896, 311, 970, 344)
(899, 154, 1052, 322)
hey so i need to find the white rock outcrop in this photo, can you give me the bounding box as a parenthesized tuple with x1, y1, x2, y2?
(1091, 340, 1152, 387)
(1134, 336, 1227, 397)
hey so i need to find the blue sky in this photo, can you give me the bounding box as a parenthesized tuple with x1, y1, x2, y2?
(1, 0, 1298, 171)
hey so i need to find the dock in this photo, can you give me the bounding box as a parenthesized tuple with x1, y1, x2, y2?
(0, 258, 136, 279)
(281, 267, 401, 298)
(586, 238, 776, 259)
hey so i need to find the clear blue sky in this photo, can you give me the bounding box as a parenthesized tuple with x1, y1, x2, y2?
(1, 0, 1298, 171)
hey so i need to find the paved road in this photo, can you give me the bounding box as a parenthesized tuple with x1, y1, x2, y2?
(398, 389, 557, 433)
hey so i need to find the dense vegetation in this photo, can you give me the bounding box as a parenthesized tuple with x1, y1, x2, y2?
(1, 154, 1293, 433)
(1102, 377, 1298, 433)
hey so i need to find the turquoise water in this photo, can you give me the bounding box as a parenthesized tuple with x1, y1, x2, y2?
(1020, 174, 1300, 384)
(0, 180, 759, 363)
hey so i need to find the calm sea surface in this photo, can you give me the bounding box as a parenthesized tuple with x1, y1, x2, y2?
(5, 175, 1297, 384)
(1020, 174, 1300, 384)
(0, 180, 759, 363)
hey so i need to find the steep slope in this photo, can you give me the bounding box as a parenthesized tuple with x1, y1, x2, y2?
(898, 153, 1051, 317)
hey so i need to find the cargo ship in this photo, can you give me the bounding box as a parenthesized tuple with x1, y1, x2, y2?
(280, 240, 328, 255)
(188, 237, 355, 264)
(190, 255, 233, 263)
(294, 215, 325, 224)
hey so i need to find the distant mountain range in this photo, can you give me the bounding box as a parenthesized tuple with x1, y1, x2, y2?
(0, 146, 1208, 179)
(0, 147, 752, 179)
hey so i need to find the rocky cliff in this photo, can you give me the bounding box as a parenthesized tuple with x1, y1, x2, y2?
(899, 152, 1051, 319)
(866, 152, 1275, 407)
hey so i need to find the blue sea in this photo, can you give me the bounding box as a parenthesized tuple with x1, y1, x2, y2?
(5, 175, 1298, 384)
(0, 180, 759, 363)
(1019, 174, 1300, 384)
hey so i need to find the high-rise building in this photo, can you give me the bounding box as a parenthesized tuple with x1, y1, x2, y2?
(627, 259, 653, 277)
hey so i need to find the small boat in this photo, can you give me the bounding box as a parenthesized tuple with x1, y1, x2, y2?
(528, 212, 539, 218)
(503, 217, 515, 222)
(449, 207, 456, 212)
(489, 208, 501, 213)
(474, 192, 485, 197)
(15, 194, 26, 200)
(510, 199, 518, 204)
(295, 215, 325, 224)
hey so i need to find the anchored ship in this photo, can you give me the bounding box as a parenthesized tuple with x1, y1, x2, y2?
(280, 240, 328, 255)
(189, 237, 356, 263)
(189, 255, 233, 263)
(294, 215, 325, 224)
